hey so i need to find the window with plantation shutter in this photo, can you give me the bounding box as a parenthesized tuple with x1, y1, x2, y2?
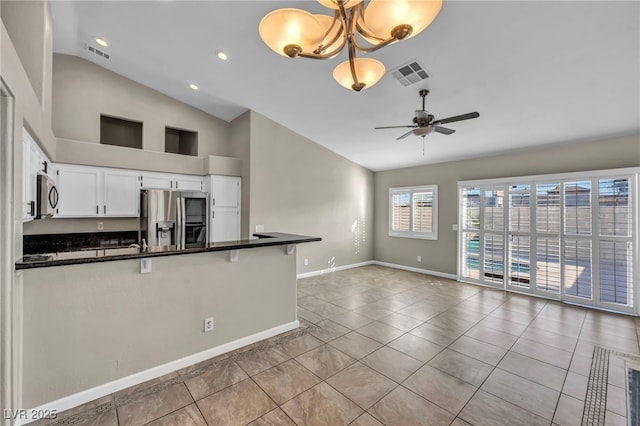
(389, 185, 438, 239)
(598, 178, 633, 307)
(458, 168, 638, 315)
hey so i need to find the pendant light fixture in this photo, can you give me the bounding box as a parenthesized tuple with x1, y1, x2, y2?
(259, 0, 442, 91)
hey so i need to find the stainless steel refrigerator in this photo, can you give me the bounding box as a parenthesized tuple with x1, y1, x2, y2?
(139, 189, 208, 248)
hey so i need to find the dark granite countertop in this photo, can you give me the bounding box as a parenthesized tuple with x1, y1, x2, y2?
(15, 232, 321, 270)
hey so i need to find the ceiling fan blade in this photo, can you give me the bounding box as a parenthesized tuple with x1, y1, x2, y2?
(396, 130, 416, 140)
(433, 126, 456, 135)
(432, 112, 480, 125)
(375, 125, 417, 130)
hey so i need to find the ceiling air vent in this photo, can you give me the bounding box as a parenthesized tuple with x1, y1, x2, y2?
(86, 45, 110, 60)
(389, 59, 429, 86)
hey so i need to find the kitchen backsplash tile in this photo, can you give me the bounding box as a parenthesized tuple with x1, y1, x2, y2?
(23, 231, 139, 254)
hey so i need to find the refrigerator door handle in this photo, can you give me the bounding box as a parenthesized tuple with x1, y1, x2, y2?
(180, 196, 186, 248)
(176, 195, 182, 248)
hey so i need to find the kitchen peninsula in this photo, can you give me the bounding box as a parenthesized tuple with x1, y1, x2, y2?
(17, 232, 320, 411)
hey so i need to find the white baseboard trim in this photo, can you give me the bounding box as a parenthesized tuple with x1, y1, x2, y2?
(297, 261, 374, 279)
(17, 320, 300, 425)
(296, 260, 456, 281)
(372, 261, 457, 280)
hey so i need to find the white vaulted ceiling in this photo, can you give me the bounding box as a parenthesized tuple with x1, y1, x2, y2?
(50, 1, 640, 171)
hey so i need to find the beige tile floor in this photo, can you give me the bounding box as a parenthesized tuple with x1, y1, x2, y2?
(35, 265, 640, 426)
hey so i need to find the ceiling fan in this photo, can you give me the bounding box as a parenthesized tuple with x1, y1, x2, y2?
(375, 90, 479, 140)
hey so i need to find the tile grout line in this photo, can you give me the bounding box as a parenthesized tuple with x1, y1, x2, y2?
(549, 303, 588, 426)
(402, 291, 526, 422)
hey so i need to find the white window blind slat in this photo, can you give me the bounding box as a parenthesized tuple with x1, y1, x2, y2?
(536, 183, 561, 234)
(599, 240, 633, 306)
(564, 239, 592, 299)
(536, 238, 561, 294)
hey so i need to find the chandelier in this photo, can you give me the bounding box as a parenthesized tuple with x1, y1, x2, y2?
(258, 0, 442, 91)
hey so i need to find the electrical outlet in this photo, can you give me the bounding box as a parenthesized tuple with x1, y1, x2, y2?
(203, 317, 214, 332)
(140, 258, 152, 274)
(97, 222, 104, 230)
(304, 258, 309, 266)
(255, 225, 264, 233)
(417, 255, 422, 262)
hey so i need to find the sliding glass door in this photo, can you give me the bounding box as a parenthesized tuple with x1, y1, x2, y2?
(458, 169, 638, 314)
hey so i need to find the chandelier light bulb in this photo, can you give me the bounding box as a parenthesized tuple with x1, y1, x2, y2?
(363, 0, 442, 40)
(259, 8, 325, 57)
(333, 58, 385, 91)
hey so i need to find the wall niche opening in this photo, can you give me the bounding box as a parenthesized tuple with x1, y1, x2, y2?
(100, 115, 143, 149)
(165, 127, 198, 156)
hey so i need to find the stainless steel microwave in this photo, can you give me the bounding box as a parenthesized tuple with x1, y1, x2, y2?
(36, 174, 59, 218)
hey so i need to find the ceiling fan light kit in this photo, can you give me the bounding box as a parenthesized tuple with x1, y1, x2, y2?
(258, 0, 443, 91)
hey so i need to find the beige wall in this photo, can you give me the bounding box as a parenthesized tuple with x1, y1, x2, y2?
(52, 54, 230, 159)
(374, 135, 640, 276)
(1, 0, 50, 108)
(1, 1, 56, 418)
(21, 245, 296, 407)
(249, 111, 374, 273)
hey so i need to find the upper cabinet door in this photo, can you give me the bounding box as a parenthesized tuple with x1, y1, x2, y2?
(22, 136, 33, 221)
(141, 173, 174, 190)
(175, 175, 203, 192)
(56, 166, 101, 217)
(211, 176, 240, 208)
(103, 171, 140, 216)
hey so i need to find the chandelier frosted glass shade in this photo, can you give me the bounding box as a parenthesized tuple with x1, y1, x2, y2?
(363, 0, 442, 40)
(333, 58, 385, 91)
(314, 14, 343, 53)
(258, 9, 326, 57)
(258, 0, 442, 91)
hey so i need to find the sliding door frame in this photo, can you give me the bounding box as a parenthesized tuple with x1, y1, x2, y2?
(458, 167, 639, 315)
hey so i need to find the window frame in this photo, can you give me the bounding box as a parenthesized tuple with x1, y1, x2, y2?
(389, 184, 438, 240)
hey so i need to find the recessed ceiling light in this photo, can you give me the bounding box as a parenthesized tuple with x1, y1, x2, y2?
(216, 50, 228, 61)
(95, 37, 108, 47)
(189, 84, 199, 91)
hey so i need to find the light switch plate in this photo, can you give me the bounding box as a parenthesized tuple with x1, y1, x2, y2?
(452, 224, 459, 231)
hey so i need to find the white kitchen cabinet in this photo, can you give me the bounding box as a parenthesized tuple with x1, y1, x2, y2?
(175, 175, 203, 192)
(211, 209, 240, 242)
(103, 171, 140, 216)
(23, 136, 34, 221)
(55, 164, 139, 218)
(140, 172, 203, 192)
(56, 165, 101, 217)
(140, 172, 175, 190)
(22, 129, 52, 221)
(209, 175, 241, 242)
(211, 176, 240, 208)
